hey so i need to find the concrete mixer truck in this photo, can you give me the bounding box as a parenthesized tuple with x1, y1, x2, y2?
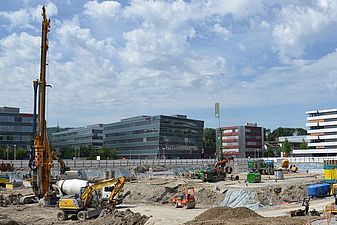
(56, 176, 126, 221)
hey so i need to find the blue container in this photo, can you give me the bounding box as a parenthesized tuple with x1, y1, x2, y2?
(322, 183, 331, 196)
(317, 184, 323, 197)
(307, 183, 330, 197)
(307, 184, 317, 197)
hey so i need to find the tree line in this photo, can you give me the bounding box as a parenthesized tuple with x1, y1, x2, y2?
(0, 145, 118, 160)
(59, 146, 118, 160)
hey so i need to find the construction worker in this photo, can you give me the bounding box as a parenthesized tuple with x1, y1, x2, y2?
(302, 198, 309, 215)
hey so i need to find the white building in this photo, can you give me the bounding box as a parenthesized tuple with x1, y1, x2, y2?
(293, 109, 337, 156)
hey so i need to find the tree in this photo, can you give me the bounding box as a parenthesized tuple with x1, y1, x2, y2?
(0, 147, 6, 159)
(60, 147, 75, 159)
(203, 128, 216, 154)
(282, 138, 291, 156)
(16, 147, 28, 160)
(299, 138, 308, 149)
(267, 127, 307, 141)
(267, 146, 274, 157)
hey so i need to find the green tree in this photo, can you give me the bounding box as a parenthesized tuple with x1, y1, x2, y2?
(16, 147, 28, 160)
(0, 147, 6, 159)
(60, 147, 75, 159)
(203, 128, 216, 154)
(300, 139, 308, 149)
(267, 146, 274, 157)
(94, 147, 118, 160)
(282, 138, 291, 156)
(267, 127, 307, 141)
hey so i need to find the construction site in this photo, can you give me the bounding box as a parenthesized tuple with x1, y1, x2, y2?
(1, 158, 337, 225)
(1, 5, 337, 225)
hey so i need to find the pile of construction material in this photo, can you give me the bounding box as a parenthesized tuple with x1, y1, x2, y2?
(79, 209, 149, 225)
(0, 193, 22, 206)
(185, 207, 308, 225)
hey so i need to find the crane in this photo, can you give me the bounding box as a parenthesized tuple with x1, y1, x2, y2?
(57, 176, 126, 220)
(30, 6, 53, 202)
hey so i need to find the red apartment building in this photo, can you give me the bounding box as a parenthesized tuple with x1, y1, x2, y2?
(220, 123, 265, 158)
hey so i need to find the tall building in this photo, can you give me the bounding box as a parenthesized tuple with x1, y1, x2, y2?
(0, 106, 33, 148)
(220, 123, 264, 158)
(293, 109, 337, 156)
(52, 124, 104, 150)
(104, 115, 204, 159)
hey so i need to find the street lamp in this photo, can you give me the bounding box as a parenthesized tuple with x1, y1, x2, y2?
(14, 145, 17, 160)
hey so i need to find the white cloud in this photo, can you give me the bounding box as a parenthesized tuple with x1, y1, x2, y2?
(1, 0, 337, 128)
(0, 2, 57, 30)
(212, 23, 231, 39)
(83, 0, 120, 18)
(272, 1, 337, 63)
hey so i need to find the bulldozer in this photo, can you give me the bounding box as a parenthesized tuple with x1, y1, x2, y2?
(57, 176, 126, 220)
(171, 187, 196, 209)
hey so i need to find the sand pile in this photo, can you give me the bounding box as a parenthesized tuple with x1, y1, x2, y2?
(80, 209, 149, 225)
(185, 207, 308, 225)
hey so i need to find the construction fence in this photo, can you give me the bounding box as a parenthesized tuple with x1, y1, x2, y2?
(0, 156, 332, 171)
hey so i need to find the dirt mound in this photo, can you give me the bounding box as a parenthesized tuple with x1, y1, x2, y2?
(80, 209, 149, 225)
(190, 207, 261, 222)
(134, 165, 149, 174)
(256, 184, 307, 205)
(186, 207, 308, 225)
(0, 220, 22, 225)
(196, 189, 225, 207)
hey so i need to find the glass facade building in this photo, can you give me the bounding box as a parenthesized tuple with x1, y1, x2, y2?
(104, 115, 204, 159)
(0, 107, 33, 148)
(52, 124, 104, 150)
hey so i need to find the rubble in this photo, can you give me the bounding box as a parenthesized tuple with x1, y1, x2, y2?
(80, 209, 150, 225)
(0, 193, 23, 207)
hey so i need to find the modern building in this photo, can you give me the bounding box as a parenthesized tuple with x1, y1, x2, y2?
(278, 135, 307, 150)
(52, 124, 104, 150)
(219, 123, 264, 158)
(47, 126, 72, 148)
(293, 108, 337, 156)
(0, 107, 33, 149)
(104, 115, 204, 159)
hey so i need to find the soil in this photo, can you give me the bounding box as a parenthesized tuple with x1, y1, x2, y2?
(185, 207, 308, 225)
(79, 209, 149, 225)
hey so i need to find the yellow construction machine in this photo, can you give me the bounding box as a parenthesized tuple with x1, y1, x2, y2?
(25, 6, 54, 205)
(57, 176, 126, 221)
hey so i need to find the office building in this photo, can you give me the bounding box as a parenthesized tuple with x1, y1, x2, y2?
(52, 124, 103, 150)
(293, 109, 337, 156)
(278, 135, 307, 150)
(104, 115, 204, 159)
(220, 123, 264, 158)
(47, 126, 72, 148)
(0, 106, 33, 148)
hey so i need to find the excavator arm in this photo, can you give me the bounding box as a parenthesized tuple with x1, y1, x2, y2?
(52, 151, 69, 175)
(107, 176, 126, 206)
(80, 176, 126, 207)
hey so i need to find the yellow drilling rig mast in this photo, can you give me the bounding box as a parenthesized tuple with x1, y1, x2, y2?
(30, 6, 53, 201)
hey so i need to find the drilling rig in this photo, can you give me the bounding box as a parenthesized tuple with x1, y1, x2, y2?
(29, 6, 53, 205)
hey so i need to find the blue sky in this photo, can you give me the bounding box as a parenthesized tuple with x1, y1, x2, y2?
(0, 0, 337, 130)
